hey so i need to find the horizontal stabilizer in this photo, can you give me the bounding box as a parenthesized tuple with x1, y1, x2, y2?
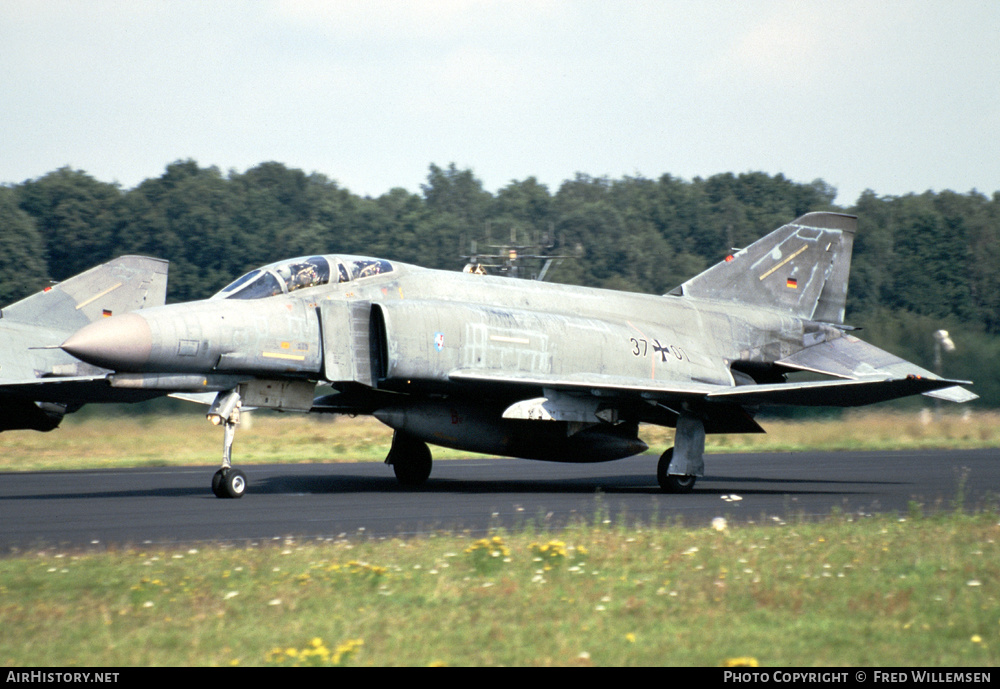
(707, 376, 972, 407)
(922, 386, 979, 404)
(778, 335, 978, 403)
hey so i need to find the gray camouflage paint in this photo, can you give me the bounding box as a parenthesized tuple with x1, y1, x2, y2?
(58, 213, 976, 484)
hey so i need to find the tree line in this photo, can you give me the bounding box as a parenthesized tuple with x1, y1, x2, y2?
(3, 160, 997, 405)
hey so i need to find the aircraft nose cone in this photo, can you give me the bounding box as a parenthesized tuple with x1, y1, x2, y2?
(61, 313, 153, 372)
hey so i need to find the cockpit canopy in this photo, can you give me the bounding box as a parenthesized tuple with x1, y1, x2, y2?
(213, 255, 394, 300)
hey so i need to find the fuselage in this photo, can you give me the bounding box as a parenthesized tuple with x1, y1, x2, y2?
(59, 254, 826, 461)
(62, 256, 812, 390)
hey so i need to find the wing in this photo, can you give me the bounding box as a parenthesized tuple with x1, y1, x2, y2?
(447, 369, 762, 433)
(0, 376, 167, 405)
(0, 375, 168, 431)
(447, 364, 972, 434)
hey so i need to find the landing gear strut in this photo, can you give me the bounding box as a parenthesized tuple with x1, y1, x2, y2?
(385, 430, 432, 486)
(657, 412, 705, 493)
(208, 389, 247, 499)
(657, 448, 697, 493)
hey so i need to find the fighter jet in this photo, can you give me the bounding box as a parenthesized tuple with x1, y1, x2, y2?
(0, 256, 168, 432)
(60, 213, 976, 498)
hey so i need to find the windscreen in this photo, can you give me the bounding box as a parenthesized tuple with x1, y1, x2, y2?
(214, 255, 393, 299)
(216, 256, 330, 299)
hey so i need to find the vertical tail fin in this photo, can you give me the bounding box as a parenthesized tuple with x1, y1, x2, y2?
(669, 212, 856, 324)
(2, 256, 169, 330)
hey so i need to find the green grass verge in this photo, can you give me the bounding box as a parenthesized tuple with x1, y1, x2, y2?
(1, 511, 996, 666)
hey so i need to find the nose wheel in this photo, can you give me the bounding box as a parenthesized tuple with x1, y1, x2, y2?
(212, 467, 247, 498)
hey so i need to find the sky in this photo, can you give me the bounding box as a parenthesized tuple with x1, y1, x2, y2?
(3, 0, 999, 207)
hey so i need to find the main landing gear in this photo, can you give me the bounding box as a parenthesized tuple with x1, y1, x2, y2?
(208, 389, 247, 499)
(657, 448, 697, 493)
(656, 412, 706, 493)
(385, 430, 432, 486)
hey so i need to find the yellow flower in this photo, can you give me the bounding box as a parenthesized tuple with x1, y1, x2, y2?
(723, 657, 759, 667)
(266, 637, 363, 666)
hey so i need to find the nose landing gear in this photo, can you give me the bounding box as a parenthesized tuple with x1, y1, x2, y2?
(208, 389, 247, 499)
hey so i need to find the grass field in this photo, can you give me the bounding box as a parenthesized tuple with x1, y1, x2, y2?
(1, 409, 997, 666)
(0, 512, 996, 666)
(2, 408, 999, 472)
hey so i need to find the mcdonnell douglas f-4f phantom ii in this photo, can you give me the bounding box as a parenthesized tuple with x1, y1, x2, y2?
(0, 256, 168, 432)
(60, 212, 976, 498)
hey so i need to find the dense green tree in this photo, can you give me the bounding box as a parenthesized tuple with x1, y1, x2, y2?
(847, 190, 896, 318)
(485, 177, 557, 262)
(230, 163, 355, 264)
(963, 192, 1000, 332)
(492, 177, 553, 230)
(115, 161, 237, 301)
(421, 163, 491, 228)
(16, 167, 122, 279)
(0, 187, 48, 305)
(364, 188, 429, 263)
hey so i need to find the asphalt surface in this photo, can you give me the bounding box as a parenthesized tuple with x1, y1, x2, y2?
(1, 448, 997, 551)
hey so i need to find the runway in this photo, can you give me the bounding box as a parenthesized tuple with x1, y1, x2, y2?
(1, 448, 997, 551)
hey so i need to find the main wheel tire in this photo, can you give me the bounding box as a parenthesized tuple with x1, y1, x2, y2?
(388, 433, 432, 486)
(656, 447, 697, 493)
